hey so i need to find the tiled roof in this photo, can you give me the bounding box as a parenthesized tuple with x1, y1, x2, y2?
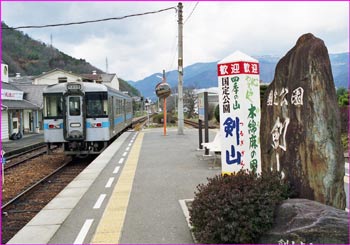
(1, 82, 22, 91)
(15, 84, 47, 108)
(81, 74, 102, 81)
(9, 76, 35, 85)
(2, 99, 39, 110)
(100, 74, 116, 83)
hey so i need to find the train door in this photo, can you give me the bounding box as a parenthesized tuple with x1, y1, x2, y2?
(66, 96, 85, 140)
(109, 96, 114, 134)
(123, 99, 127, 123)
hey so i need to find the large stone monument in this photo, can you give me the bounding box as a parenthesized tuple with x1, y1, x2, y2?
(260, 33, 346, 209)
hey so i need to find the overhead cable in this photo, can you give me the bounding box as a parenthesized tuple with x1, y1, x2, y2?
(2, 6, 177, 30)
(184, 2, 199, 25)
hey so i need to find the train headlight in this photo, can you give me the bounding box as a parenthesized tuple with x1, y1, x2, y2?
(70, 123, 81, 127)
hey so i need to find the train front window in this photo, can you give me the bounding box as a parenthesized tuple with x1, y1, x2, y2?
(69, 97, 81, 116)
(44, 94, 63, 118)
(86, 92, 108, 118)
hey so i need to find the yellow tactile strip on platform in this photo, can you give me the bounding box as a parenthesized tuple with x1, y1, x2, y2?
(91, 132, 144, 244)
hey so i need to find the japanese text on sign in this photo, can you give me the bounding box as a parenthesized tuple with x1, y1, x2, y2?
(218, 62, 260, 76)
(217, 51, 261, 175)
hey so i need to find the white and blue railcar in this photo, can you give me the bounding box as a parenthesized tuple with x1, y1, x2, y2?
(43, 81, 132, 156)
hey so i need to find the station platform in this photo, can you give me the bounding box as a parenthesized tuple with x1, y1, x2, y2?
(7, 127, 220, 244)
(1, 132, 45, 157)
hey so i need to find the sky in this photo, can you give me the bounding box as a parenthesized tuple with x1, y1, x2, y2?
(1, 1, 349, 81)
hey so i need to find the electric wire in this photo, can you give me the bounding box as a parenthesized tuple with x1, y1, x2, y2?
(2, 6, 177, 30)
(184, 2, 199, 25)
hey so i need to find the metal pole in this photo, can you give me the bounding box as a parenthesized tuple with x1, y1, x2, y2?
(198, 119, 203, 150)
(177, 2, 184, 135)
(204, 92, 209, 155)
(163, 70, 167, 136)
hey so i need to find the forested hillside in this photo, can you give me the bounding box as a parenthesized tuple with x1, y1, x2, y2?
(1, 22, 140, 97)
(2, 22, 103, 76)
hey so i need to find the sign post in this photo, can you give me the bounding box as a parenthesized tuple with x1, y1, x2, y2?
(217, 51, 261, 175)
(155, 70, 171, 136)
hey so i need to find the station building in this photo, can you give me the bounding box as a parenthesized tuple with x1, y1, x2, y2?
(1, 63, 40, 141)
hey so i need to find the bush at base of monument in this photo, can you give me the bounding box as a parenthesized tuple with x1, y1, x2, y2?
(189, 170, 290, 244)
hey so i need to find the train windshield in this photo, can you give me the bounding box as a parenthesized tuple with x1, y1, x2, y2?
(86, 92, 108, 118)
(43, 94, 63, 118)
(69, 97, 81, 116)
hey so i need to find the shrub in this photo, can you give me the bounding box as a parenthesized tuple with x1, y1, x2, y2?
(152, 112, 176, 124)
(189, 169, 290, 244)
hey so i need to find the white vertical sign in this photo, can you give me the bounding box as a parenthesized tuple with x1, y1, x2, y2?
(217, 51, 261, 175)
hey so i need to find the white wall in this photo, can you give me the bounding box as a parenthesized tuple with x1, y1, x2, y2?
(34, 71, 82, 85)
(1, 110, 9, 140)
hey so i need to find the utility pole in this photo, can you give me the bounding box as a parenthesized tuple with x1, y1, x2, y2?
(177, 2, 184, 135)
(163, 69, 167, 136)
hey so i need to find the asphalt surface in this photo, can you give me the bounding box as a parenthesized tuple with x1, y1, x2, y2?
(119, 128, 220, 243)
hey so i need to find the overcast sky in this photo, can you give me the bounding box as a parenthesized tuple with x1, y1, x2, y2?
(1, 1, 349, 81)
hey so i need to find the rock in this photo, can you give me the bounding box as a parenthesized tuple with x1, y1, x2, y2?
(260, 33, 346, 209)
(259, 199, 349, 244)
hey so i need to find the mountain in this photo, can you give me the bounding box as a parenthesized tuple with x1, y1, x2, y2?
(2, 22, 104, 76)
(1, 22, 140, 97)
(129, 53, 348, 100)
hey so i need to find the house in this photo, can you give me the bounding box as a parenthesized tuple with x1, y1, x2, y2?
(33, 68, 120, 90)
(33, 68, 83, 85)
(81, 71, 120, 90)
(1, 64, 40, 141)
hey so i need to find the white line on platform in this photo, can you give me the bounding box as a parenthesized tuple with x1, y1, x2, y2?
(113, 166, 120, 174)
(128, 143, 132, 147)
(126, 147, 130, 151)
(93, 194, 107, 209)
(105, 177, 115, 188)
(130, 140, 134, 143)
(118, 158, 124, 164)
(74, 219, 94, 244)
(122, 152, 127, 157)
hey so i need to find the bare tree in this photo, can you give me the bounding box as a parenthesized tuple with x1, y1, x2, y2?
(183, 86, 198, 119)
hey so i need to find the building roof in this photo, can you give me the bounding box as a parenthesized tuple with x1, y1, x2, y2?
(9, 76, 35, 85)
(15, 84, 47, 108)
(100, 73, 117, 83)
(33, 68, 82, 80)
(81, 74, 102, 82)
(1, 99, 39, 110)
(1, 81, 22, 91)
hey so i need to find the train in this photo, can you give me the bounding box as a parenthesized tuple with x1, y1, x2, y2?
(43, 81, 133, 156)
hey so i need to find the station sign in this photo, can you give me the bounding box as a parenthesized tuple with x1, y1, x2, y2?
(198, 93, 204, 121)
(1, 89, 23, 100)
(217, 50, 261, 175)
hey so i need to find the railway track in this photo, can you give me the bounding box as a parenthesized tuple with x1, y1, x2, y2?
(4, 145, 59, 170)
(1, 158, 90, 244)
(132, 115, 149, 128)
(184, 119, 217, 129)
